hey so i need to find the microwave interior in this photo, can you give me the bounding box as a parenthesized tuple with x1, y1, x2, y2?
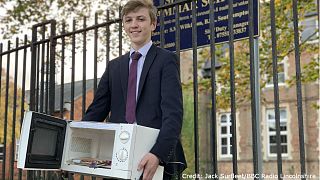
(25, 113, 66, 169)
(62, 126, 116, 169)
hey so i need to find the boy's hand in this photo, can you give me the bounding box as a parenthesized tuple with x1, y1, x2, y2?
(138, 153, 160, 180)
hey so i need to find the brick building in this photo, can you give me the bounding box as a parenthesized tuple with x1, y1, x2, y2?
(178, 27, 319, 180)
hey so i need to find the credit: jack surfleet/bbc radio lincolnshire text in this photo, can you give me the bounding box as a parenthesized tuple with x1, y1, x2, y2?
(182, 173, 317, 179)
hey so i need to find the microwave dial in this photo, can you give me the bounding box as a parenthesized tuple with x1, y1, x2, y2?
(119, 131, 130, 144)
(116, 148, 128, 162)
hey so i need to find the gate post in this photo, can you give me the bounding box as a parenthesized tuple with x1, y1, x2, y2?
(27, 22, 39, 180)
(29, 26, 38, 111)
(49, 20, 57, 115)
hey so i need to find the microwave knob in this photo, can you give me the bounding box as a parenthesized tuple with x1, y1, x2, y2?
(117, 149, 128, 162)
(119, 131, 130, 144)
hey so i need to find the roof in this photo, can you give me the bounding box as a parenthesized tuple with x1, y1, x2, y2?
(25, 78, 100, 112)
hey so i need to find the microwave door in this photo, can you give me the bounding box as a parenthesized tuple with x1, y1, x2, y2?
(18, 111, 67, 170)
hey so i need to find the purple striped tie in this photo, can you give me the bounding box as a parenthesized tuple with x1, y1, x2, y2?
(125, 51, 142, 123)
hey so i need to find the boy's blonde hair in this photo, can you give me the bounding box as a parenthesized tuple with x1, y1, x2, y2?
(122, 0, 157, 23)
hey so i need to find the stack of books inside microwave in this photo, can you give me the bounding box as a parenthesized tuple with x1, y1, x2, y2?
(17, 111, 164, 180)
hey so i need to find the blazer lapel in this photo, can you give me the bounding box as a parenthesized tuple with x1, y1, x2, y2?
(120, 52, 130, 103)
(137, 45, 157, 102)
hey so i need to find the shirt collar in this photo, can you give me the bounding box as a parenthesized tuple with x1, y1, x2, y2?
(130, 41, 153, 58)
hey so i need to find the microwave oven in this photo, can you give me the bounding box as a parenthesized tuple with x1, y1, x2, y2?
(17, 111, 163, 179)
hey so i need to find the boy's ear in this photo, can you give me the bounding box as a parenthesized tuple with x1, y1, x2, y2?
(151, 20, 157, 31)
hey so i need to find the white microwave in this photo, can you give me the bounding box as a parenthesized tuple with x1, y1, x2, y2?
(17, 111, 163, 180)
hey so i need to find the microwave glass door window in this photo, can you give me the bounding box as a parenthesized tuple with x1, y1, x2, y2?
(31, 127, 58, 156)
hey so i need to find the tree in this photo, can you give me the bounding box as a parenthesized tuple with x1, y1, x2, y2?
(191, 0, 319, 109)
(0, 0, 126, 38)
(0, 0, 130, 61)
(0, 68, 24, 143)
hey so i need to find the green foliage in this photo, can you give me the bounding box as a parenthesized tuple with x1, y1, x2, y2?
(1, 0, 99, 38)
(190, 0, 319, 109)
(0, 0, 130, 62)
(287, 57, 320, 86)
(0, 69, 25, 143)
(181, 90, 195, 175)
(259, 0, 318, 87)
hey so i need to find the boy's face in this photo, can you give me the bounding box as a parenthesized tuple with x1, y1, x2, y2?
(123, 7, 156, 50)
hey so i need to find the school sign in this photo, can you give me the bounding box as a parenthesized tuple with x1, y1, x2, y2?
(152, 0, 259, 51)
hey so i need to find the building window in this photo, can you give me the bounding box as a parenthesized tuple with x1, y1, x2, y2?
(15, 139, 20, 161)
(301, 16, 318, 43)
(0, 144, 3, 161)
(266, 57, 287, 87)
(220, 113, 232, 157)
(266, 108, 288, 157)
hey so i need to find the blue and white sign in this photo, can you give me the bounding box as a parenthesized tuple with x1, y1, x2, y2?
(152, 0, 259, 51)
